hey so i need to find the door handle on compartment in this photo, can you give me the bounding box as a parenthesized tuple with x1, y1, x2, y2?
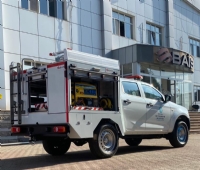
(124, 99, 131, 104)
(147, 103, 153, 107)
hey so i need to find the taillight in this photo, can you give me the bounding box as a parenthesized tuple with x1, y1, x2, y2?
(53, 126, 66, 133)
(11, 127, 21, 133)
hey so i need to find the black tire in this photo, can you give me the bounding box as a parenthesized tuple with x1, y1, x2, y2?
(42, 139, 71, 155)
(125, 138, 142, 146)
(89, 124, 119, 158)
(169, 121, 189, 148)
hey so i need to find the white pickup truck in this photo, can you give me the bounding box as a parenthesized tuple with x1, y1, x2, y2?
(10, 49, 190, 158)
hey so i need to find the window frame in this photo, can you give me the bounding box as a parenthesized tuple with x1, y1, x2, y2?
(20, 0, 64, 19)
(23, 60, 48, 70)
(122, 81, 141, 97)
(112, 11, 133, 39)
(146, 23, 162, 46)
(189, 38, 200, 57)
(141, 83, 164, 101)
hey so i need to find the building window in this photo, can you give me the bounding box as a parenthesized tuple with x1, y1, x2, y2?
(57, 0, 64, 19)
(190, 39, 200, 57)
(40, 0, 48, 15)
(49, 0, 56, 17)
(30, 0, 38, 12)
(23, 61, 47, 70)
(20, 0, 64, 19)
(123, 63, 132, 75)
(146, 23, 161, 46)
(112, 11, 133, 39)
(21, 0, 28, 9)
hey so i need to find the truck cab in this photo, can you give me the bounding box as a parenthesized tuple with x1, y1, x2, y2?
(10, 49, 190, 159)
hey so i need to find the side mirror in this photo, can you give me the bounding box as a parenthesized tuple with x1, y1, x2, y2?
(165, 95, 171, 102)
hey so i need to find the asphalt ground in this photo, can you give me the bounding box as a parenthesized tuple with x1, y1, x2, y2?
(1, 134, 200, 170)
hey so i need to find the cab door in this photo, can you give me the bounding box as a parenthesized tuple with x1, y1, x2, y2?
(141, 84, 171, 133)
(121, 81, 147, 134)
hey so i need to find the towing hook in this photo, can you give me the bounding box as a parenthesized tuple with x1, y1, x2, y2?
(31, 141, 35, 145)
(29, 135, 36, 145)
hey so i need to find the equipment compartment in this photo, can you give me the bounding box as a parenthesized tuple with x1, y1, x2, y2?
(71, 77, 118, 111)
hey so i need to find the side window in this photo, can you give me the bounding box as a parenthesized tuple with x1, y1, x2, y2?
(142, 84, 163, 100)
(122, 82, 141, 97)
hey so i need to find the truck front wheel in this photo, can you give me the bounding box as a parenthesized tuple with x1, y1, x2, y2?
(42, 139, 71, 155)
(89, 124, 119, 158)
(169, 121, 189, 148)
(125, 138, 142, 146)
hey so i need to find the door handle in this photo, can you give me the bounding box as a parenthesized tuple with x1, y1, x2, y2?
(124, 99, 131, 104)
(147, 103, 153, 107)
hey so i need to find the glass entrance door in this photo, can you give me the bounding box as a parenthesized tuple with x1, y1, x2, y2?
(175, 81, 183, 106)
(160, 79, 184, 104)
(160, 79, 175, 103)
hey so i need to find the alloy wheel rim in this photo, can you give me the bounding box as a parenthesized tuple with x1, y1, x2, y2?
(98, 129, 116, 154)
(177, 124, 187, 144)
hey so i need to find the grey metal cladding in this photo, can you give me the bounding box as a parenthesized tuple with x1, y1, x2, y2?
(132, 45, 137, 62)
(136, 44, 154, 63)
(125, 46, 133, 63)
(119, 48, 126, 65)
(112, 50, 119, 61)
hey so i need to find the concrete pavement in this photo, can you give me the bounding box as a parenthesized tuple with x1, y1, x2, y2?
(1, 134, 200, 170)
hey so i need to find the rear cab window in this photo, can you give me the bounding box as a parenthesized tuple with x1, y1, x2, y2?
(122, 81, 141, 97)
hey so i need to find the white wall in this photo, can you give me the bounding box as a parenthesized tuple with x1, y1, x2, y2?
(0, 0, 103, 110)
(1, 0, 200, 110)
(0, 0, 6, 110)
(173, 0, 200, 86)
(69, 0, 103, 55)
(111, 0, 167, 50)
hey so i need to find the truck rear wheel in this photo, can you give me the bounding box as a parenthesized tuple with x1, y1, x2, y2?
(169, 121, 189, 148)
(125, 138, 142, 146)
(42, 139, 71, 155)
(89, 124, 119, 158)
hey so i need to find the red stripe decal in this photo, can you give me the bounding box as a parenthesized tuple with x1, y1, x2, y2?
(66, 71, 69, 123)
(12, 70, 27, 76)
(47, 62, 65, 68)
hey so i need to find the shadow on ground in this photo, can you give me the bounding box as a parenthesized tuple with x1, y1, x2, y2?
(2, 145, 173, 170)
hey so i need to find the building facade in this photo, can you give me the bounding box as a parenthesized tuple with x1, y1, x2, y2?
(0, 0, 200, 110)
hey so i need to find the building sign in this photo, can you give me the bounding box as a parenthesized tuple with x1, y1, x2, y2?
(0, 94, 2, 99)
(154, 47, 194, 72)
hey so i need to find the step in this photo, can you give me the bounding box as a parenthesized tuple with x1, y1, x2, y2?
(190, 113, 200, 115)
(190, 129, 200, 133)
(189, 115, 200, 118)
(190, 124, 200, 127)
(189, 113, 200, 116)
(189, 118, 200, 120)
(190, 127, 200, 130)
(190, 119, 200, 122)
(189, 114, 200, 117)
(190, 123, 200, 127)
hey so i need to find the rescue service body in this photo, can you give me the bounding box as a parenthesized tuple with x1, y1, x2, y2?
(10, 49, 190, 158)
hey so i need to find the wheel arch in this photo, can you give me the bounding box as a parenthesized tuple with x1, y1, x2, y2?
(175, 115, 190, 130)
(93, 119, 122, 137)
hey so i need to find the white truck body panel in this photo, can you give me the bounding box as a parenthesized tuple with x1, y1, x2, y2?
(47, 64, 66, 114)
(68, 111, 123, 138)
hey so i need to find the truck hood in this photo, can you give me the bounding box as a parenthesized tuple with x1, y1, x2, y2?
(168, 101, 189, 118)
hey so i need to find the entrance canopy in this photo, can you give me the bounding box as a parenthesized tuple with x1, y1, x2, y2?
(112, 44, 194, 73)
